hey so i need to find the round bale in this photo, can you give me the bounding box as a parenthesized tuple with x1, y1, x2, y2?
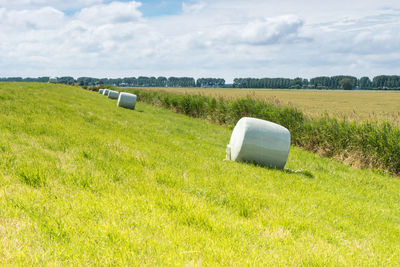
(99, 89, 104, 94)
(102, 89, 110, 96)
(226, 117, 290, 169)
(108, 90, 119, 100)
(117, 92, 137, 110)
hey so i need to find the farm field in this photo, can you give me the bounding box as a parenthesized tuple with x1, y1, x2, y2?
(1, 82, 400, 265)
(133, 87, 400, 125)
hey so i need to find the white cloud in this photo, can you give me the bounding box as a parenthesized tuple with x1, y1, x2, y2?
(1, 0, 400, 80)
(0, 1, 148, 76)
(182, 1, 206, 14)
(168, 14, 306, 56)
(0, 6, 65, 30)
(240, 15, 304, 45)
(77, 1, 142, 25)
(0, 0, 102, 11)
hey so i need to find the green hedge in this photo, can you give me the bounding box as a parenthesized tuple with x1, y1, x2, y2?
(124, 89, 400, 175)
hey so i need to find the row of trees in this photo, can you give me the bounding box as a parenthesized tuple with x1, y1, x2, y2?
(0, 77, 50, 83)
(233, 78, 307, 89)
(2, 75, 400, 89)
(0, 76, 221, 88)
(77, 76, 198, 87)
(309, 76, 358, 89)
(196, 78, 226, 87)
(233, 75, 400, 89)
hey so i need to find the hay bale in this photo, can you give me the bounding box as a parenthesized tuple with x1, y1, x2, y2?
(99, 89, 104, 94)
(48, 77, 58, 83)
(226, 117, 290, 169)
(117, 92, 137, 110)
(102, 89, 110, 96)
(108, 90, 119, 100)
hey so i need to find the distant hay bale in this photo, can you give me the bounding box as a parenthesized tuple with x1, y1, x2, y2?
(117, 92, 137, 110)
(102, 89, 110, 96)
(108, 90, 119, 100)
(226, 117, 290, 169)
(99, 89, 104, 94)
(48, 77, 57, 83)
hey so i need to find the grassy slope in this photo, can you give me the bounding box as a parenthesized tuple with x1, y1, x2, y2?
(135, 87, 400, 125)
(1, 82, 400, 265)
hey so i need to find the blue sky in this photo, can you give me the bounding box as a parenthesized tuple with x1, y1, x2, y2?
(63, 0, 183, 16)
(138, 0, 182, 17)
(0, 0, 400, 81)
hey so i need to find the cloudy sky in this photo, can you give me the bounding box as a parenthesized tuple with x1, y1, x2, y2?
(1, 0, 400, 82)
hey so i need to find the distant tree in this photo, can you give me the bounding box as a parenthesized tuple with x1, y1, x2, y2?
(340, 78, 353, 90)
(58, 76, 75, 85)
(157, 76, 168, 87)
(331, 75, 357, 89)
(359, 77, 372, 89)
(310, 76, 330, 88)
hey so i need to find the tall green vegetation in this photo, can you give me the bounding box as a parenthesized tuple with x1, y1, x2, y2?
(124, 88, 400, 175)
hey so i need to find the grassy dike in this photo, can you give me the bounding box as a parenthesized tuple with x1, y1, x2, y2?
(1, 82, 400, 265)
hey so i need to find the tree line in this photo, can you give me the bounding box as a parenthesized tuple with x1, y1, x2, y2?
(233, 75, 400, 90)
(1, 75, 400, 89)
(0, 76, 216, 87)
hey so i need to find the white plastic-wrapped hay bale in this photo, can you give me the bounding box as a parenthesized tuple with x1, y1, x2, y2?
(117, 92, 137, 110)
(48, 77, 58, 83)
(108, 90, 119, 100)
(226, 117, 290, 169)
(99, 89, 104, 94)
(102, 89, 110, 96)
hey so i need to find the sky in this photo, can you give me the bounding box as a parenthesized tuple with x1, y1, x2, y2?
(1, 0, 400, 82)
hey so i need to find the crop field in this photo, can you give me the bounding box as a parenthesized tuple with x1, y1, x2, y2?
(1, 82, 400, 265)
(133, 87, 400, 125)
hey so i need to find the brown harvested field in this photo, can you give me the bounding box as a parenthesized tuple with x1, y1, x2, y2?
(132, 87, 400, 125)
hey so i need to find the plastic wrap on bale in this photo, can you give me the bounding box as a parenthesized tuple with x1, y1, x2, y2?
(108, 90, 119, 100)
(102, 89, 109, 96)
(226, 117, 290, 169)
(99, 89, 104, 94)
(117, 92, 137, 110)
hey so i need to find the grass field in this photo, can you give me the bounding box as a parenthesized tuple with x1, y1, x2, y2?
(133, 87, 400, 125)
(1, 82, 400, 265)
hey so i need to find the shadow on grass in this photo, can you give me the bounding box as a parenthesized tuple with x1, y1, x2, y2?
(284, 168, 314, 178)
(229, 159, 314, 179)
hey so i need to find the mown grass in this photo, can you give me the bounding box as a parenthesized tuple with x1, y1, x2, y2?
(133, 87, 400, 125)
(1, 82, 400, 265)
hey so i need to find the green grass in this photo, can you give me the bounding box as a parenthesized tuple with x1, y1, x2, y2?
(1, 82, 400, 265)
